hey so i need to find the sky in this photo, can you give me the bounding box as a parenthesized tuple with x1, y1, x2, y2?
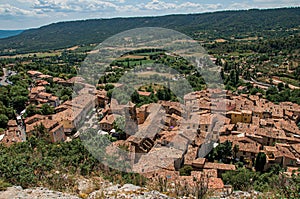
(0, 0, 299, 30)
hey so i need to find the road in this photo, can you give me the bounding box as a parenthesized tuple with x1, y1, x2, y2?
(0, 68, 8, 86)
(0, 68, 16, 86)
(240, 77, 270, 90)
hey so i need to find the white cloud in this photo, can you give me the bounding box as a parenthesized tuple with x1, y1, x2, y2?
(142, 0, 177, 10)
(0, 4, 37, 17)
(140, 0, 222, 12)
(227, 3, 252, 10)
(33, 0, 118, 13)
(252, 0, 300, 7)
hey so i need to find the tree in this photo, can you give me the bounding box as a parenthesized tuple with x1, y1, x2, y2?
(277, 82, 285, 91)
(32, 124, 50, 142)
(255, 152, 266, 172)
(0, 114, 9, 128)
(233, 144, 239, 160)
(157, 88, 171, 101)
(25, 104, 39, 117)
(12, 96, 28, 112)
(41, 104, 54, 115)
(104, 84, 115, 91)
(60, 95, 69, 102)
(207, 140, 232, 163)
(131, 90, 140, 104)
(220, 68, 225, 80)
(179, 165, 193, 176)
(222, 168, 257, 191)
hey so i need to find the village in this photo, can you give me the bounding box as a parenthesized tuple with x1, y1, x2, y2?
(1, 68, 300, 196)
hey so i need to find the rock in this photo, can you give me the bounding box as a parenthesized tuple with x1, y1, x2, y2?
(0, 186, 80, 199)
(119, 184, 141, 192)
(76, 178, 97, 195)
(105, 184, 121, 192)
(87, 190, 105, 199)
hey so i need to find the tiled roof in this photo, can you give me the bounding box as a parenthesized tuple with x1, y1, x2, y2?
(204, 162, 236, 171)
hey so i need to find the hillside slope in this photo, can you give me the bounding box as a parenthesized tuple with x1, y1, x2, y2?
(0, 7, 299, 54)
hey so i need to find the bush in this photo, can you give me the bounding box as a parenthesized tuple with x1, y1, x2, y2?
(179, 165, 193, 176)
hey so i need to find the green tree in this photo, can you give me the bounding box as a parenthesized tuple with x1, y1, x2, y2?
(131, 90, 140, 104)
(222, 168, 257, 191)
(255, 152, 266, 172)
(104, 84, 115, 91)
(277, 82, 285, 91)
(0, 114, 9, 128)
(25, 104, 39, 117)
(12, 96, 28, 111)
(233, 144, 239, 160)
(179, 165, 193, 176)
(41, 104, 54, 115)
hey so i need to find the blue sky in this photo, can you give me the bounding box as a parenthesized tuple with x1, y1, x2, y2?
(0, 0, 299, 29)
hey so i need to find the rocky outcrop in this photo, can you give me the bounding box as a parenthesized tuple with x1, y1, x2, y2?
(0, 181, 262, 199)
(0, 186, 80, 199)
(88, 183, 171, 199)
(0, 183, 172, 199)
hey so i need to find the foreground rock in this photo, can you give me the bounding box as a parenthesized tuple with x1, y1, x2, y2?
(88, 183, 172, 199)
(0, 186, 80, 199)
(0, 183, 262, 198)
(0, 184, 172, 199)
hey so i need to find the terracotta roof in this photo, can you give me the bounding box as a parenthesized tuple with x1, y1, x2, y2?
(26, 119, 58, 133)
(242, 110, 252, 115)
(53, 77, 65, 82)
(184, 145, 198, 165)
(35, 80, 49, 86)
(192, 158, 206, 166)
(38, 92, 52, 98)
(27, 70, 42, 76)
(199, 113, 214, 125)
(208, 177, 224, 189)
(7, 120, 17, 127)
(203, 169, 218, 178)
(0, 130, 22, 147)
(138, 91, 151, 97)
(49, 96, 59, 101)
(99, 114, 115, 125)
(24, 114, 46, 124)
(30, 86, 46, 94)
(204, 162, 236, 171)
(38, 74, 53, 79)
(66, 76, 85, 83)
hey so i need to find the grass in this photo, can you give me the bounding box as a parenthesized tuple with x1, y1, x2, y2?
(278, 77, 300, 86)
(0, 179, 11, 191)
(0, 52, 61, 59)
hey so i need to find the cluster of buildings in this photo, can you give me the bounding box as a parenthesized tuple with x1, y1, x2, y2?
(1, 69, 300, 194)
(95, 87, 300, 194)
(0, 119, 24, 146)
(1, 71, 97, 145)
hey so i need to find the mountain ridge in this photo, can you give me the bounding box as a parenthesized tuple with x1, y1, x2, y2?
(0, 7, 299, 54)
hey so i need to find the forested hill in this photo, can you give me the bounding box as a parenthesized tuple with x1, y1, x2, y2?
(0, 7, 299, 54)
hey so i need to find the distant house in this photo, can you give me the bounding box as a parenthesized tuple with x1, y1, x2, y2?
(227, 110, 252, 124)
(53, 94, 96, 133)
(27, 70, 43, 79)
(29, 88, 60, 107)
(99, 114, 115, 132)
(25, 119, 66, 143)
(138, 91, 151, 97)
(264, 144, 298, 170)
(203, 162, 236, 178)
